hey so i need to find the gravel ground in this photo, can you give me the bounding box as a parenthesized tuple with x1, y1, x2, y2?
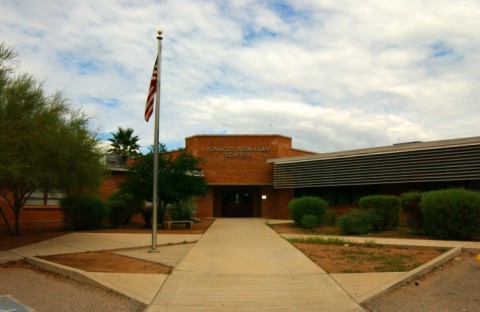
(0, 262, 145, 312)
(362, 251, 480, 312)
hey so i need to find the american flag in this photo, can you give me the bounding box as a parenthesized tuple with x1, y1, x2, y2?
(144, 58, 158, 122)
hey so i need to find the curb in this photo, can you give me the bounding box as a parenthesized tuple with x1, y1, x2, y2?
(0, 251, 23, 264)
(26, 256, 109, 288)
(462, 245, 480, 253)
(357, 246, 462, 303)
(25, 257, 152, 305)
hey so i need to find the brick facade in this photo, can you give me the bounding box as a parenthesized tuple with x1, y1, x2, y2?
(0, 169, 127, 223)
(185, 135, 313, 218)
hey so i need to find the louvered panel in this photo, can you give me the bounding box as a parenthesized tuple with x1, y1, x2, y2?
(273, 144, 480, 188)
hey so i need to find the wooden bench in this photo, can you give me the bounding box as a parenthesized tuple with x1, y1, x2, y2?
(163, 220, 193, 230)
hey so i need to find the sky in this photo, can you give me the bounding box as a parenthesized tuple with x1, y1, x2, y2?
(1, 0, 479, 154)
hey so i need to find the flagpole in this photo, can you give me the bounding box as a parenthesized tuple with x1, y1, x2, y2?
(149, 29, 163, 253)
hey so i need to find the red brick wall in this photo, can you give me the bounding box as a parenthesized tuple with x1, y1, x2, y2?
(187, 135, 273, 185)
(186, 135, 313, 218)
(274, 188, 296, 219)
(0, 196, 64, 223)
(99, 170, 127, 200)
(196, 188, 214, 218)
(21, 207, 63, 221)
(260, 186, 276, 218)
(186, 135, 311, 185)
(0, 170, 128, 224)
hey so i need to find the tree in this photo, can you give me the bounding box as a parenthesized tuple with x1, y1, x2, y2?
(119, 145, 207, 225)
(0, 43, 104, 235)
(0, 42, 17, 90)
(108, 127, 140, 156)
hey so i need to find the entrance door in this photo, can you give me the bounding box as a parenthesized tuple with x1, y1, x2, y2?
(221, 190, 253, 217)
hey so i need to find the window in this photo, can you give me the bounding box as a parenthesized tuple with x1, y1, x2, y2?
(336, 186, 351, 205)
(25, 189, 66, 206)
(295, 185, 381, 206)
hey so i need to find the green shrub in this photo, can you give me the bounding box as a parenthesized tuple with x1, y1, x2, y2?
(400, 191, 423, 230)
(167, 197, 197, 221)
(108, 191, 143, 225)
(301, 215, 319, 229)
(337, 209, 376, 235)
(324, 208, 337, 226)
(61, 193, 107, 230)
(359, 195, 400, 231)
(420, 188, 480, 239)
(288, 196, 328, 228)
(107, 199, 129, 228)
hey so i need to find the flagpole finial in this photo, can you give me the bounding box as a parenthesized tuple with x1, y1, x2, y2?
(157, 29, 163, 36)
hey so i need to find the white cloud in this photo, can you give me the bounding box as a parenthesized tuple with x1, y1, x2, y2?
(1, 0, 479, 154)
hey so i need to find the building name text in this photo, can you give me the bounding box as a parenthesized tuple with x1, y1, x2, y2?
(207, 146, 270, 158)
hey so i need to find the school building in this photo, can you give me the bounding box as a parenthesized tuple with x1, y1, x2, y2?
(182, 135, 313, 219)
(269, 135, 480, 212)
(184, 134, 480, 218)
(3, 134, 480, 223)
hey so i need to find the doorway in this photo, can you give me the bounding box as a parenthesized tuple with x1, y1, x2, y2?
(221, 190, 253, 217)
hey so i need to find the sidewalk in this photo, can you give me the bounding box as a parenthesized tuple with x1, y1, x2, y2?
(4, 219, 479, 311)
(147, 218, 364, 311)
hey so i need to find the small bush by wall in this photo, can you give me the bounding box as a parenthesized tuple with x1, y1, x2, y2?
(324, 208, 337, 226)
(337, 209, 376, 235)
(420, 188, 480, 239)
(167, 197, 197, 221)
(301, 215, 319, 229)
(61, 193, 107, 230)
(400, 191, 423, 230)
(288, 196, 328, 228)
(108, 191, 143, 225)
(107, 199, 129, 228)
(359, 195, 400, 231)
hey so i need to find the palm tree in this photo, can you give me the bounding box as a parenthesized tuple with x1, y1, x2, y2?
(109, 127, 140, 156)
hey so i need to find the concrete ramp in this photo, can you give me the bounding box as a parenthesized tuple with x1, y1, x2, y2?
(147, 219, 363, 311)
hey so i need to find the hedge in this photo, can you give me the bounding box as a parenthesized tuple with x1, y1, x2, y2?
(288, 196, 328, 228)
(400, 191, 423, 230)
(337, 209, 376, 235)
(420, 188, 480, 239)
(61, 193, 107, 230)
(359, 195, 400, 231)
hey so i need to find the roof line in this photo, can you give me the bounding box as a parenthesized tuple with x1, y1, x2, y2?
(268, 136, 480, 164)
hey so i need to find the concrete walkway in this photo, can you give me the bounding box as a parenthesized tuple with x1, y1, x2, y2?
(5, 219, 480, 311)
(147, 219, 364, 311)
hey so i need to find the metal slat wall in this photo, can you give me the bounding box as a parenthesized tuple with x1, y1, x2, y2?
(273, 144, 480, 188)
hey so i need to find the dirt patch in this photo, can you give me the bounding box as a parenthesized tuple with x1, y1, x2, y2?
(1, 258, 64, 275)
(291, 242, 446, 273)
(39, 248, 173, 274)
(274, 223, 447, 273)
(271, 223, 341, 235)
(270, 222, 429, 239)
